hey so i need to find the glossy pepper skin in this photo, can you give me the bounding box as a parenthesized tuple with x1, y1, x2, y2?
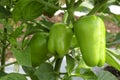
(74, 15, 106, 67)
(29, 32, 49, 67)
(48, 23, 73, 58)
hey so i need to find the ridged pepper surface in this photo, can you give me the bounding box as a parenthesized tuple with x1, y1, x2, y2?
(48, 23, 73, 58)
(74, 15, 106, 67)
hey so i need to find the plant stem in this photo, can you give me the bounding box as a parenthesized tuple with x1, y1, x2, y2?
(0, 20, 8, 71)
(67, 8, 75, 23)
(59, 72, 67, 75)
(54, 58, 63, 80)
(66, 0, 75, 25)
(87, 0, 108, 15)
(63, 11, 69, 24)
(0, 61, 17, 70)
(74, 0, 83, 9)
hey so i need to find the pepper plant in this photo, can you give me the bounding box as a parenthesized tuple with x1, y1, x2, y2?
(0, 0, 120, 80)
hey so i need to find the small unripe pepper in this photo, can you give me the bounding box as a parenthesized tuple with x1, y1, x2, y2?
(48, 23, 73, 58)
(29, 32, 49, 67)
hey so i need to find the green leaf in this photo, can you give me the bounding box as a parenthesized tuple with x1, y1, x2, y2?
(8, 36, 17, 46)
(107, 48, 120, 59)
(97, 70, 118, 80)
(23, 1, 44, 21)
(25, 24, 42, 37)
(113, 14, 120, 26)
(8, 25, 24, 47)
(11, 47, 32, 67)
(10, 26, 24, 38)
(0, 71, 7, 77)
(108, 32, 120, 46)
(97, 1, 111, 13)
(22, 38, 30, 49)
(77, 57, 90, 69)
(66, 54, 75, 74)
(12, 0, 44, 21)
(75, 68, 97, 80)
(12, 0, 33, 21)
(0, 0, 9, 6)
(22, 66, 38, 80)
(106, 48, 120, 71)
(25, 21, 52, 37)
(25, 20, 52, 36)
(115, 32, 120, 41)
(12, 0, 28, 22)
(43, 0, 58, 17)
(106, 32, 115, 44)
(0, 73, 27, 80)
(34, 63, 56, 80)
(62, 75, 72, 80)
(12, 3, 23, 21)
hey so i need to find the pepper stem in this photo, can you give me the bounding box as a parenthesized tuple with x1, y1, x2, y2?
(54, 58, 63, 80)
